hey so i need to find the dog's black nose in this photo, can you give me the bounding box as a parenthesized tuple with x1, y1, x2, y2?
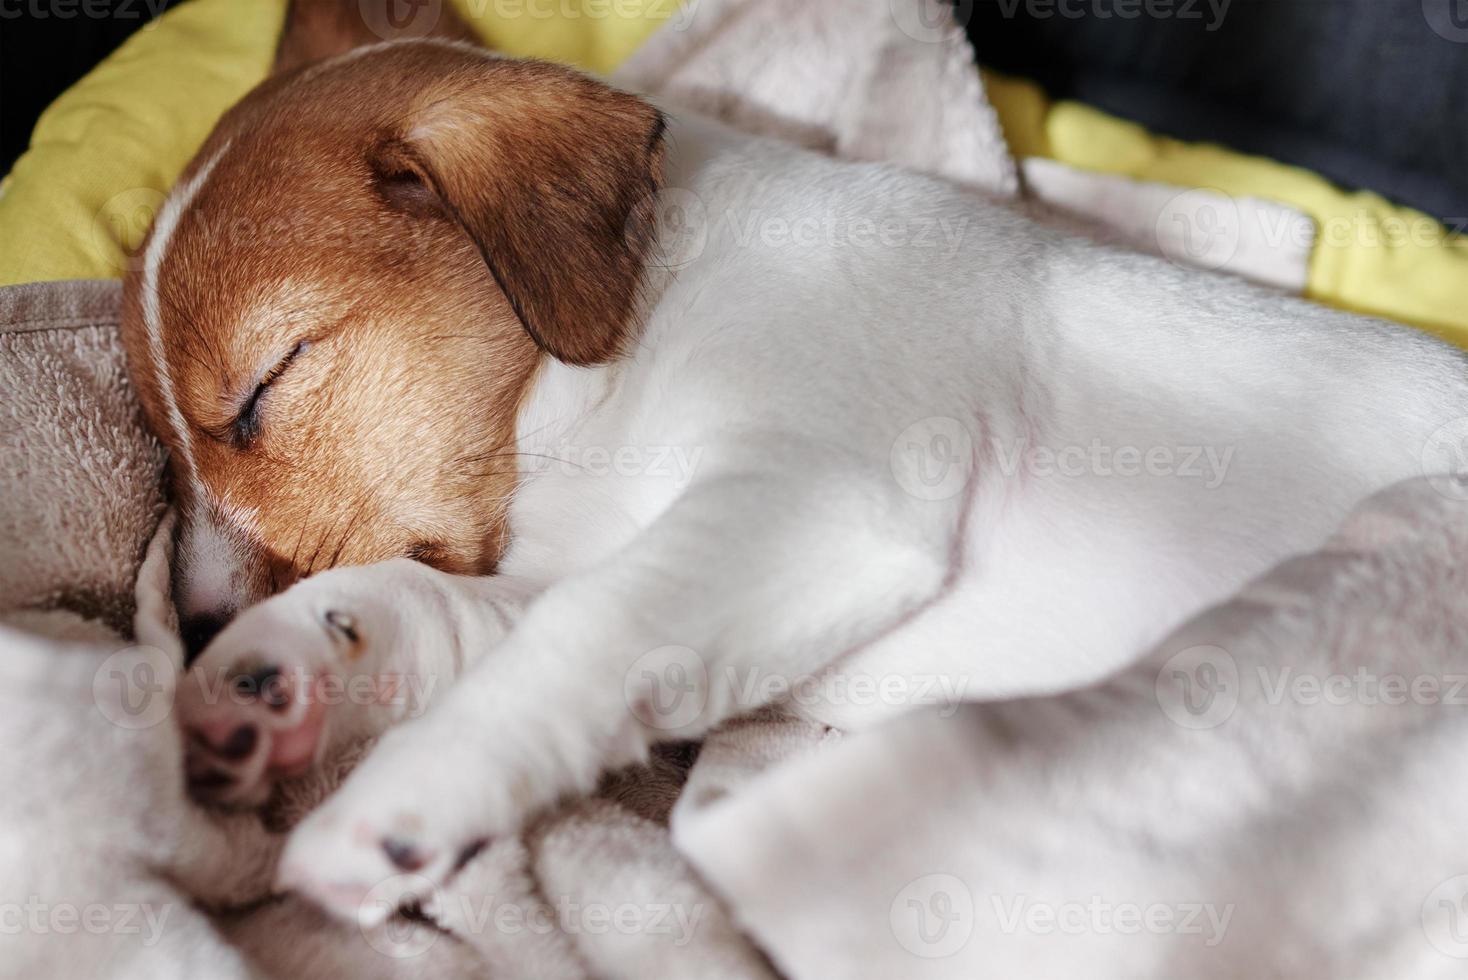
(180, 612, 230, 664)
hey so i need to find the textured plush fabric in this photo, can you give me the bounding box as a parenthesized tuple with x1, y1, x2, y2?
(0, 278, 161, 634)
(677, 477, 1468, 979)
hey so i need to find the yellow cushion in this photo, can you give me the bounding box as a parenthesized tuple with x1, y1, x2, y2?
(985, 70, 1468, 348)
(0, 0, 672, 287)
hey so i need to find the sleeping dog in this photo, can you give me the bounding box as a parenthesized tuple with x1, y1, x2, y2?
(120, 0, 1468, 921)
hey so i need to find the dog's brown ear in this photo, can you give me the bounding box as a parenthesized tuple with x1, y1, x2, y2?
(371, 59, 667, 366)
(275, 0, 477, 74)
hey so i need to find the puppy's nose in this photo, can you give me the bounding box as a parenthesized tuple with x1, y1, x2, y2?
(180, 611, 231, 663)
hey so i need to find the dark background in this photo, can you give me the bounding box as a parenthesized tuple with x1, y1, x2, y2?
(3, 0, 1466, 217)
(2, 0, 183, 175)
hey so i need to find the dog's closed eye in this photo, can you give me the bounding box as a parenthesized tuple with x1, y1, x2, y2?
(233, 340, 311, 445)
(405, 541, 449, 568)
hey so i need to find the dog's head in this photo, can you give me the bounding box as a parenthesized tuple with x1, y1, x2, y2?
(120, 1, 666, 656)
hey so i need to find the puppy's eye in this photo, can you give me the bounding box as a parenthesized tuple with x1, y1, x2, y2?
(233, 341, 310, 445)
(405, 541, 449, 569)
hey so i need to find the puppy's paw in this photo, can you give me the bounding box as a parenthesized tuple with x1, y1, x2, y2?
(178, 562, 435, 806)
(273, 664, 623, 925)
(273, 712, 499, 925)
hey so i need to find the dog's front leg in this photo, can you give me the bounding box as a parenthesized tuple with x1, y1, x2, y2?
(278, 463, 957, 922)
(180, 560, 541, 807)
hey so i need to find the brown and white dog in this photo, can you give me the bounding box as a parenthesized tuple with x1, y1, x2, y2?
(122, 0, 1468, 922)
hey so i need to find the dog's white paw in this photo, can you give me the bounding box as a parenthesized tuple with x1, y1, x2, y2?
(178, 561, 439, 806)
(272, 653, 628, 925)
(273, 707, 500, 925)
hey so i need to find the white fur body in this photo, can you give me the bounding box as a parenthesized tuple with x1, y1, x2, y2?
(500, 112, 1467, 715)
(186, 111, 1468, 917)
